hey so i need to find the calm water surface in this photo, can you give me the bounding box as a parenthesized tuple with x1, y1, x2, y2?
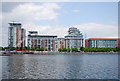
(1, 54, 118, 79)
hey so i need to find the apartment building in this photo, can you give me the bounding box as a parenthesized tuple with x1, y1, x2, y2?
(8, 22, 26, 47)
(65, 27, 84, 50)
(28, 31, 57, 51)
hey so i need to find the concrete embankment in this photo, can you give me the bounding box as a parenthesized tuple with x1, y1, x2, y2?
(0, 51, 119, 56)
(0, 51, 34, 56)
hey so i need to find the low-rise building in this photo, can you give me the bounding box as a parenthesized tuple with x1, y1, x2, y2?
(85, 38, 120, 48)
(28, 31, 57, 51)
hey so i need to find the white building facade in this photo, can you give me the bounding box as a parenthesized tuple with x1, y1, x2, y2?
(65, 27, 84, 51)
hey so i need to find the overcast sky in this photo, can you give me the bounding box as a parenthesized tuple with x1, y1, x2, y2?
(1, 2, 118, 47)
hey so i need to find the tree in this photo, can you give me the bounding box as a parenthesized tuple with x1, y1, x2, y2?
(31, 47, 36, 51)
(80, 47, 84, 51)
(72, 48, 78, 52)
(0, 47, 3, 50)
(36, 48, 45, 51)
(82, 47, 120, 52)
(67, 48, 70, 52)
(44, 48, 48, 51)
(22, 47, 27, 50)
(62, 48, 67, 52)
(58, 48, 62, 52)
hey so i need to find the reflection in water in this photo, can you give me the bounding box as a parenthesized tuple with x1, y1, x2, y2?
(2, 54, 118, 79)
(61, 55, 84, 79)
(2, 55, 26, 79)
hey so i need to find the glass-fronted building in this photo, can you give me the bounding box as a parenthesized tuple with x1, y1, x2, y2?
(85, 38, 120, 48)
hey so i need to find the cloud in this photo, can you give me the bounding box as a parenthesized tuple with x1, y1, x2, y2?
(73, 23, 118, 38)
(24, 22, 118, 39)
(73, 9, 80, 12)
(23, 22, 68, 38)
(3, 3, 60, 22)
(2, 2, 24, 12)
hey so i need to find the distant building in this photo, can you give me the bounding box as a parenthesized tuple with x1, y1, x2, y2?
(8, 22, 26, 47)
(57, 38, 65, 49)
(85, 38, 120, 48)
(65, 27, 84, 50)
(21, 28, 26, 47)
(28, 31, 57, 51)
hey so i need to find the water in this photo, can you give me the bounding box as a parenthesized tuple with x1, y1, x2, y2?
(1, 54, 118, 79)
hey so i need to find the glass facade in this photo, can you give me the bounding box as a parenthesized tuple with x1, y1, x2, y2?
(88, 40, 117, 48)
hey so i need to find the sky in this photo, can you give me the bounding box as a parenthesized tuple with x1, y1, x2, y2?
(0, 2, 118, 47)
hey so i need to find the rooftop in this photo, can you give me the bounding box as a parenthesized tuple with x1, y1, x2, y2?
(28, 34, 57, 37)
(86, 38, 120, 40)
(9, 22, 22, 26)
